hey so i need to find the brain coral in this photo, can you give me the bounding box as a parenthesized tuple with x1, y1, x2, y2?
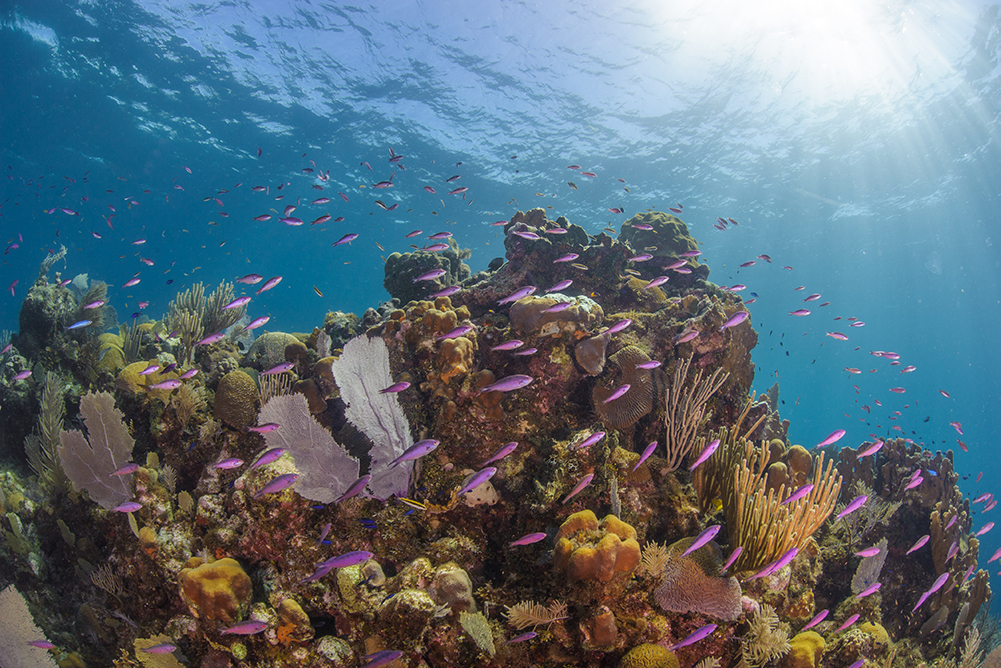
(593, 345, 655, 430)
(653, 537, 743, 621)
(178, 557, 252, 623)
(618, 644, 679, 668)
(214, 370, 258, 429)
(554, 510, 641, 583)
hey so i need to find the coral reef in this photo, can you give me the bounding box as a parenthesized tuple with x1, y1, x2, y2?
(0, 209, 984, 668)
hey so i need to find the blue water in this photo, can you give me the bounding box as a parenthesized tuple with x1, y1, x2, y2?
(3, 1, 1001, 572)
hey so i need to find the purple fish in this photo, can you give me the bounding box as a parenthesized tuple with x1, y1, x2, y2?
(675, 329, 699, 344)
(635, 360, 662, 369)
(719, 311, 749, 331)
(211, 458, 244, 470)
(629, 253, 653, 262)
(223, 296, 252, 310)
(781, 483, 814, 505)
(413, 268, 447, 283)
(858, 440, 884, 458)
(856, 582, 881, 598)
(112, 501, 142, 513)
(483, 442, 518, 466)
(256, 276, 283, 295)
(27, 640, 56, 649)
(336, 475, 371, 503)
(238, 273, 263, 285)
(847, 661, 865, 668)
(261, 362, 295, 376)
(430, 285, 462, 298)
(912, 573, 950, 612)
(245, 316, 270, 331)
(389, 439, 440, 467)
(802, 609, 828, 631)
(361, 651, 404, 668)
(139, 364, 160, 376)
(148, 379, 182, 390)
(906, 535, 930, 555)
(491, 340, 524, 351)
(315, 522, 332, 547)
(512, 347, 537, 356)
(316, 550, 374, 572)
(249, 448, 286, 470)
(423, 242, 449, 252)
(681, 250, 701, 257)
(333, 232, 358, 246)
(989, 546, 1001, 563)
(561, 473, 594, 504)
(66, 320, 93, 330)
(380, 382, 411, 394)
(680, 525, 721, 557)
(506, 631, 538, 643)
(789, 308, 811, 316)
(554, 253, 579, 263)
(835, 613, 860, 633)
(513, 230, 541, 240)
(905, 475, 924, 490)
(457, 467, 497, 496)
(606, 318, 632, 335)
(856, 546, 881, 558)
(543, 301, 573, 313)
(720, 546, 742, 573)
(688, 439, 720, 471)
(220, 620, 268, 635)
(498, 286, 537, 304)
(573, 431, 606, 450)
(666, 259, 688, 269)
(437, 325, 474, 340)
(509, 532, 547, 547)
(82, 299, 106, 309)
(196, 331, 226, 346)
(769, 547, 799, 574)
(141, 643, 178, 654)
(478, 374, 533, 394)
(633, 441, 658, 471)
(110, 463, 140, 477)
(246, 423, 281, 433)
(253, 473, 300, 499)
(428, 231, 453, 240)
(836, 495, 868, 519)
(602, 384, 631, 403)
(180, 368, 200, 380)
(547, 279, 573, 292)
(816, 429, 846, 448)
(670, 623, 717, 651)
(977, 522, 995, 536)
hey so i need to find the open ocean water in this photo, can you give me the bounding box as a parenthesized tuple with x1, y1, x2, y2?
(3, 0, 1001, 651)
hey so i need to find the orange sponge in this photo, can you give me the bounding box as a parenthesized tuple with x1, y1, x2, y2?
(178, 557, 253, 624)
(554, 510, 640, 582)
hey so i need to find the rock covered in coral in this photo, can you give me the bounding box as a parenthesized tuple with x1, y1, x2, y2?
(213, 369, 258, 428)
(178, 557, 253, 624)
(383, 240, 471, 305)
(554, 510, 640, 583)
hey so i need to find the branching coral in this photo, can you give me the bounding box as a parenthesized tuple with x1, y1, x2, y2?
(663, 355, 729, 471)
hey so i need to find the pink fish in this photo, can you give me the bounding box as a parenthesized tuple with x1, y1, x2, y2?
(388, 439, 440, 468)
(509, 532, 547, 547)
(246, 423, 281, 434)
(245, 316, 270, 331)
(835, 614, 860, 633)
(196, 332, 226, 346)
(180, 368, 200, 380)
(669, 624, 717, 651)
(424, 186, 436, 194)
(513, 230, 539, 240)
(261, 362, 294, 376)
(906, 535, 930, 555)
(148, 379, 182, 390)
(483, 442, 518, 466)
(858, 440, 884, 458)
(27, 640, 56, 649)
(110, 463, 140, 477)
(855, 546, 881, 558)
(826, 331, 849, 341)
(803, 293, 821, 302)
(561, 473, 595, 504)
(688, 439, 720, 471)
(256, 276, 283, 294)
(360, 651, 403, 668)
(905, 475, 924, 490)
(211, 458, 244, 470)
(789, 309, 811, 316)
(988, 546, 1001, 563)
(249, 447, 286, 470)
(13, 370, 31, 381)
(123, 277, 141, 288)
(413, 268, 447, 283)
(430, 286, 462, 298)
(629, 253, 653, 263)
(221, 620, 268, 635)
(632, 223, 654, 230)
(554, 253, 579, 263)
(543, 302, 573, 313)
(602, 384, 631, 403)
(547, 279, 573, 292)
(423, 243, 449, 252)
(633, 441, 658, 471)
(606, 318, 632, 335)
(573, 431, 606, 450)
(644, 276, 670, 289)
(498, 286, 537, 304)
(333, 233, 358, 246)
(141, 642, 178, 654)
(680, 525, 721, 557)
(912, 573, 950, 612)
(940, 389, 951, 398)
(950, 421, 963, 435)
(836, 495, 868, 519)
(720, 546, 742, 572)
(253, 473, 300, 499)
(457, 467, 497, 496)
(816, 429, 846, 448)
(491, 340, 524, 352)
(976, 522, 994, 537)
(781, 483, 814, 505)
(675, 329, 699, 344)
(380, 382, 411, 394)
(802, 609, 828, 631)
(719, 311, 749, 331)
(335, 475, 371, 503)
(237, 273, 263, 284)
(437, 325, 474, 341)
(223, 296, 251, 310)
(139, 364, 160, 376)
(856, 582, 881, 598)
(112, 501, 143, 513)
